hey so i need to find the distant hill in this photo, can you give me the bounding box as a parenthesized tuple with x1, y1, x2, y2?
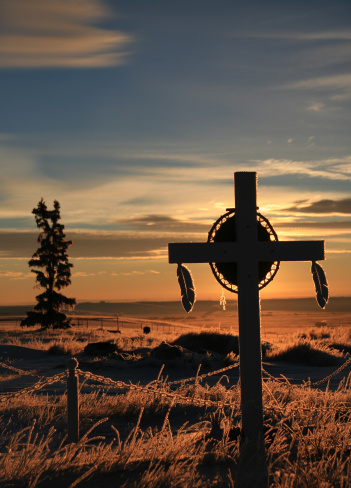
(74, 300, 230, 317)
(1, 297, 350, 318)
(75, 297, 351, 315)
(262, 297, 351, 313)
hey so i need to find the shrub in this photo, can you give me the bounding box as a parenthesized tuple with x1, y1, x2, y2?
(298, 327, 332, 341)
(173, 332, 239, 355)
(267, 341, 341, 366)
(48, 342, 74, 355)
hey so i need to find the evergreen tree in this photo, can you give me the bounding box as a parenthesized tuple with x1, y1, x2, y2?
(21, 199, 76, 329)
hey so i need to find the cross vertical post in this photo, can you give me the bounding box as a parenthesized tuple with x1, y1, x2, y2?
(235, 173, 264, 440)
(235, 173, 266, 484)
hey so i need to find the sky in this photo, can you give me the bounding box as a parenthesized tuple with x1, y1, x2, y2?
(0, 0, 350, 306)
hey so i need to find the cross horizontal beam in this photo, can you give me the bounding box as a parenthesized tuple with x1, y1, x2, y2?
(168, 240, 325, 264)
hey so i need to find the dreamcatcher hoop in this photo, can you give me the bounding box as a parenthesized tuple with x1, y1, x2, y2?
(208, 209, 280, 293)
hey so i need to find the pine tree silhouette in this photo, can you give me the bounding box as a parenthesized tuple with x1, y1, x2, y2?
(21, 199, 76, 329)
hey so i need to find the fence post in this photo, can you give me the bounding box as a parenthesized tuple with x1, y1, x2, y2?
(67, 358, 79, 443)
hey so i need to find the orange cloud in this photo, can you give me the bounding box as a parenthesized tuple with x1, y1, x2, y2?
(283, 198, 351, 215)
(0, 0, 133, 68)
(0, 271, 31, 279)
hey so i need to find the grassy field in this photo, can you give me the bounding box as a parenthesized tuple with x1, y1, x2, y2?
(1, 312, 351, 487)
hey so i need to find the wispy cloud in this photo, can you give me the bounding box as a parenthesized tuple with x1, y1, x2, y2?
(277, 221, 351, 229)
(253, 157, 351, 181)
(326, 249, 351, 254)
(283, 198, 351, 215)
(0, 138, 238, 228)
(2, 133, 351, 236)
(0, 271, 31, 280)
(0, 0, 133, 69)
(110, 269, 160, 276)
(245, 30, 351, 41)
(296, 43, 351, 70)
(0, 230, 202, 260)
(73, 271, 97, 277)
(284, 73, 351, 91)
(115, 214, 210, 232)
(307, 102, 325, 112)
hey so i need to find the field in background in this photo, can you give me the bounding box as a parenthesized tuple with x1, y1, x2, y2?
(2, 306, 351, 341)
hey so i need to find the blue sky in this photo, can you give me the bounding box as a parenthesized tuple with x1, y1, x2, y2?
(0, 0, 350, 304)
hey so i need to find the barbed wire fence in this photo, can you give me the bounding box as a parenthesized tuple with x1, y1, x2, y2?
(1, 353, 351, 443)
(0, 358, 241, 443)
(262, 354, 351, 387)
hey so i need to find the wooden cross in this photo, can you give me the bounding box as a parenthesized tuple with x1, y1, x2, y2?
(168, 172, 325, 481)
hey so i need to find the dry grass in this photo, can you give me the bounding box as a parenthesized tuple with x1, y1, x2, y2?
(2, 377, 351, 487)
(264, 326, 350, 366)
(0, 327, 166, 357)
(1, 323, 351, 486)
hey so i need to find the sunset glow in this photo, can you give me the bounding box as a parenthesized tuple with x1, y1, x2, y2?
(1, 1, 350, 305)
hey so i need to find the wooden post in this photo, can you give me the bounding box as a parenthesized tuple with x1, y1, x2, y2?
(67, 358, 79, 443)
(235, 172, 267, 486)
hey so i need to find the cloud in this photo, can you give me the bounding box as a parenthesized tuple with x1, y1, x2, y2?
(2, 135, 351, 236)
(0, 271, 31, 279)
(110, 269, 160, 276)
(245, 30, 351, 41)
(277, 221, 351, 229)
(283, 198, 351, 215)
(327, 249, 351, 254)
(279, 71, 351, 103)
(307, 102, 325, 112)
(115, 214, 210, 232)
(283, 73, 351, 92)
(73, 271, 97, 277)
(0, 0, 133, 68)
(0, 135, 238, 226)
(297, 43, 351, 70)
(248, 29, 351, 69)
(0, 230, 204, 259)
(253, 157, 351, 182)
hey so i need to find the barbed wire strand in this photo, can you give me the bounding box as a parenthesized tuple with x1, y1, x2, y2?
(1, 353, 351, 410)
(0, 362, 240, 409)
(262, 354, 351, 388)
(0, 360, 45, 378)
(310, 355, 351, 387)
(75, 368, 236, 409)
(162, 362, 239, 386)
(0, 371, 67, 404)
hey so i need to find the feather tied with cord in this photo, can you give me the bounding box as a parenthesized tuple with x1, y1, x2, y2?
(177, 264, 196, 313)
(311, 261, 329, 309)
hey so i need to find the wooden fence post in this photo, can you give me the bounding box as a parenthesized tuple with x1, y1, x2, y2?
(67, 358, 79, 443)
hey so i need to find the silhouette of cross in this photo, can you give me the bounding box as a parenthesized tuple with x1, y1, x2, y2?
(168, 172, 325, 480)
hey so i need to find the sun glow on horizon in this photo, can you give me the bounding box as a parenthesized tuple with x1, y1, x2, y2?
(0, 1, 350, 306)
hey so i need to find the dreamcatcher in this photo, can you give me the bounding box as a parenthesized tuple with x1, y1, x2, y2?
(176, 209, 328, 312)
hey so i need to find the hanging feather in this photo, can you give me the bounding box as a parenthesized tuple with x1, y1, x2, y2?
(177, 264, 196, 313)
(311, 261, 329, 309)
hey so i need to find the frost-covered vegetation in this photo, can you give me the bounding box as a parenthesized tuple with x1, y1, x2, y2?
(1, 324, 351, 486)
